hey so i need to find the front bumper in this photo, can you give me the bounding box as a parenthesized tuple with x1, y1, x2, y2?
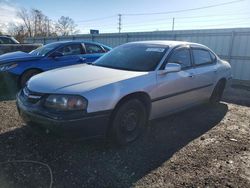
(16, 92, 111, 139)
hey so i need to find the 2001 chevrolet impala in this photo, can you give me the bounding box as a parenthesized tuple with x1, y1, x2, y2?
(16, 41, 232, 145)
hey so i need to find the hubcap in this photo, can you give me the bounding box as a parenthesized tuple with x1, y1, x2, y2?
(121, 109, 138, 132)
(119, 108, 141, 143)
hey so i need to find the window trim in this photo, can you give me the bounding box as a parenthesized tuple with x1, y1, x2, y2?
(160, 46, 193, 70)
(191, 47, 217, 67)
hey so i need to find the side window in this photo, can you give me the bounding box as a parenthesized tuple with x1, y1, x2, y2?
(0, 38, 3, 44)
(57, 44, 82, 56)
(192, 49, 213, 66)
(168, 48, 191, 69)
(85, 43, 104, 54)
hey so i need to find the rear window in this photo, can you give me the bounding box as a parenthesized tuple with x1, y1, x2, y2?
(192, 49, 213, 66)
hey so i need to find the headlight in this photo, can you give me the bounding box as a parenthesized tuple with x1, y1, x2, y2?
(44, 95, 88, 111)
(0, 63, 18, 72)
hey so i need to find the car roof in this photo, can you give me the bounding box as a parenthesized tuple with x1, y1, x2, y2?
(128, 40, 209, 49)
(47, 40, 108, 46)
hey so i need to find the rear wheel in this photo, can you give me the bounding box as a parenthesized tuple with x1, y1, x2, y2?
(111, 99, 148, 145)
(210, 80, 226, 104)
(20, 69, 41, 88)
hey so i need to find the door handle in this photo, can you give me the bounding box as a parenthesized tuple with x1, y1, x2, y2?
(213, 69, 217, 73)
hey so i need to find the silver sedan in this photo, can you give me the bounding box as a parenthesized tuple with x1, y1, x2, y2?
(16, 41, 232, 145)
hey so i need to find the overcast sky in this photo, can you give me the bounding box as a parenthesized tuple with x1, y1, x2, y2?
(0, 0, 249, 34)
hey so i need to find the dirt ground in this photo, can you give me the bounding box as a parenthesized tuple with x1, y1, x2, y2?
(0, 82, 249, 188)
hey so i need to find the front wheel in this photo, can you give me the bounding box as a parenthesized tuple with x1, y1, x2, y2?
(210, 80, 226, 104)
(20, 69, 41, 88)
(111, 99, 148, 146)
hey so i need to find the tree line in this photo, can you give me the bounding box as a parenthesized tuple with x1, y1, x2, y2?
(1, 8, 79, 42)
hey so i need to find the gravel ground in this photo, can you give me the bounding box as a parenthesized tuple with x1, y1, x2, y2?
(0, 83, 249, 188)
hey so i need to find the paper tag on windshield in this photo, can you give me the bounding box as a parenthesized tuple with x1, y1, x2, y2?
(146, 48, 165, 52)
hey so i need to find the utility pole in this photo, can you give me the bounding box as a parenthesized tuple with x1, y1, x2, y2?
(118, 14, 122, 33)
(172, 17, 175, 31)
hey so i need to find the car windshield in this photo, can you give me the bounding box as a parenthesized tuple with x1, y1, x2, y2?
(93, 43, 168, 71)
(30, 43, 61, 56)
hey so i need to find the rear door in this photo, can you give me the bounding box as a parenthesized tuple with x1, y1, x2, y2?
(191, 47, 218, 100)
(152, 46, 197, 118)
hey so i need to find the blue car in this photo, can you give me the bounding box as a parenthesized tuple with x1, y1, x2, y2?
(0, 41, 111, 88)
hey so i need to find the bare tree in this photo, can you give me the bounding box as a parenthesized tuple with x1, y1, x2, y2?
(17, 8, 33, 37)
(7, 23, 27, 42)
(14, 8, 79, 39)
(56, 16, 78, 36)
(17, 8, 52, 37)
(31, 9, 49, 36)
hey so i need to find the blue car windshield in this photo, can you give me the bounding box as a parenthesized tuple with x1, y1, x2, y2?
(30, 43, 61, 56)
(94, 43, 168, 71)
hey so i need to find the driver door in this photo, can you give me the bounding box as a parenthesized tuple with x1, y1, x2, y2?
(151, 47, 197, 118)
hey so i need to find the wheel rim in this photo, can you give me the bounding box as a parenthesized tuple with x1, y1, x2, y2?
(120, 109, 141, 142)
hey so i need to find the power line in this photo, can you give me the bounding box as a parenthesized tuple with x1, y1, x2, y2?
(175, 11, 249, 19)
(76, 15, 116, 23)
(90, 11, 249, 27)
(121, 22, 250, 32)
(75, 0, 245, 27)
(76, 16, 250, 31)
(73, 0, 247, 33)
(121, 19, 250, 30)
(121, 16, 250, 28)
(122, 0, 245, 16)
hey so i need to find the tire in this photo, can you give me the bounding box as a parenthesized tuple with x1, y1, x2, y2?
(111, 99, 148, 146)
(20, 69, 41, 88)
(210, 80, 226, 104)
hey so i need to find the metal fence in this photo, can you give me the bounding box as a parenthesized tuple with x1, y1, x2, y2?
(25, 28, 250, 81)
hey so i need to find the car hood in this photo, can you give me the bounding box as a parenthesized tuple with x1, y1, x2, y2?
(27, 64, 148, 94)
(0, 51, 42, 64)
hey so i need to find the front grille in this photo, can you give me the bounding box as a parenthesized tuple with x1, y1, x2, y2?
(20, 87, 44, 104)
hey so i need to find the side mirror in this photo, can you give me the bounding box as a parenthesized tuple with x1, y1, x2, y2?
(161, 63, 181, 74)
(50, 51, 63, 59)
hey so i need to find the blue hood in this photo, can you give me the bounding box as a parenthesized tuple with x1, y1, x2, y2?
(0, 51, 43, 65)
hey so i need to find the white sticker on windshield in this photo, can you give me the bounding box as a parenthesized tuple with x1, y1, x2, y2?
(146, 48, 165, 52)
